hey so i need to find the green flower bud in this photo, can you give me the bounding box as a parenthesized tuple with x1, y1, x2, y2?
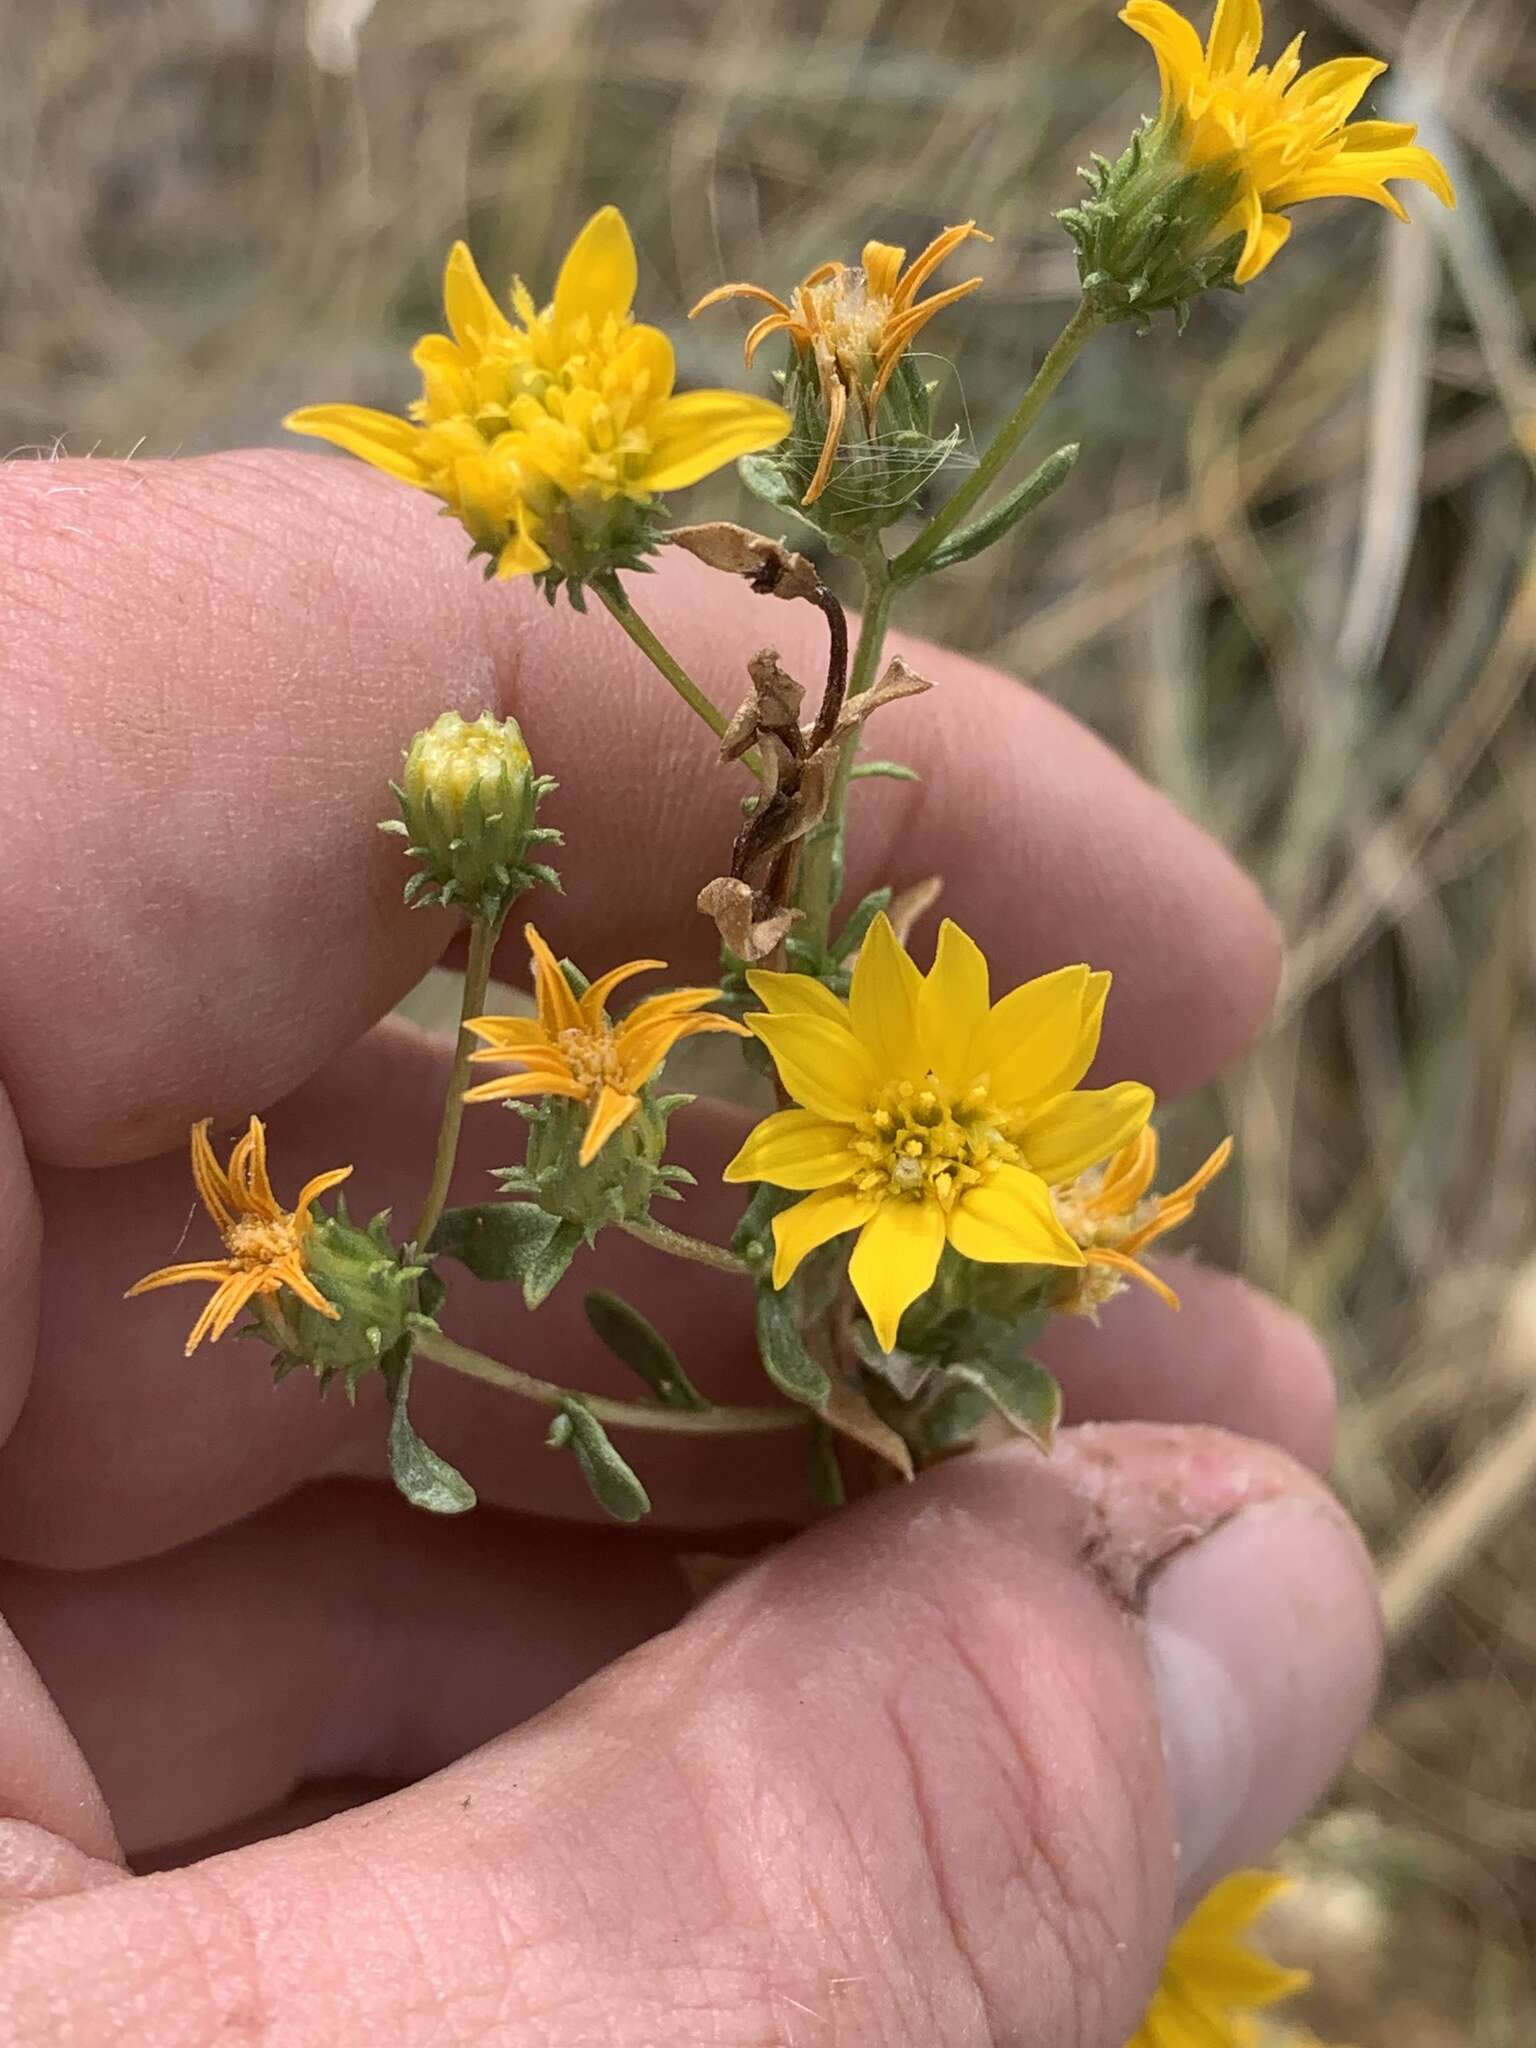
(1057, 119, 1243, 330)
(386, 710, 561, 923)
(499, 1090, 697, 1240)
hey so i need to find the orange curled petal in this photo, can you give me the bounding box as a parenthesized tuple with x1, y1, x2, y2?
(802, 373, 848, 505)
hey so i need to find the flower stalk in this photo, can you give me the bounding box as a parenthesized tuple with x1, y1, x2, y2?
(413, 912, 501, 1250)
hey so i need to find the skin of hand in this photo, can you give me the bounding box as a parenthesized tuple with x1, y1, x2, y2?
(0, 452, 1379, 2048)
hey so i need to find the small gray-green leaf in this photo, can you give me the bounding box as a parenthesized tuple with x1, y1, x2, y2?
(849, 760, 919, 783)
(829, 886, 893, 965)
(914, 444, 1081, 577)
(387, 1357, 477, 1514)
(946, 1353, 1063, 1450)
(755, 1287, 831, 1410)
(523, 1218, 584, 1309)
(583, 1290, 708, 1410)
(550, 1397, 651, 1522)
(427, 1203, 559, 1284)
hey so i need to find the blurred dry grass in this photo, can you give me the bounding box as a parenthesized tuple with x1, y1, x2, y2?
(4, 0, 1536, 2034)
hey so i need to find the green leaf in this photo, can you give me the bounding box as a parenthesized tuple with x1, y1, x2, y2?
(915, 444, 1081, 577)
(945, 1353, 1063, 1451)
(385, 1355, 477, 1514)
(754, 1286, 831, 1410)
(427, 1202, 559, 1284)
(522, 1218, 584, 1309)
(735, 455, 836, 541)
(583, 1290, 708, 1410)
(548, 1397, 651, 1522)
(850, 759, 919, 783)
(829, 886, 894, 965)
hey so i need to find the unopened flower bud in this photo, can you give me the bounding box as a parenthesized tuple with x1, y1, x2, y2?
(386, 709, 561, 923)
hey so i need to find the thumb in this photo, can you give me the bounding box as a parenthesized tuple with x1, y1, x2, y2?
(0, 1423, 1379, 2048)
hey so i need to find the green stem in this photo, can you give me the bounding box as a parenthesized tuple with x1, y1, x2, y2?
(414, 1326, 800, 1435)
(619, 1215, 752, 1277)
(595, 574, 765, 784)
(412, 913, 500, 1249)
(893, 296, 1105, 582)
(796, 556, 898, 957)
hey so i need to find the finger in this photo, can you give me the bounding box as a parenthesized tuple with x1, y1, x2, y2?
(1, 1482, 691, 1861)
(0, 1082, 40, 1447)
(0, 1425, 1379, 2045)
(1, 452, 1276, 1168)
(4, 1020, 1333, 1565)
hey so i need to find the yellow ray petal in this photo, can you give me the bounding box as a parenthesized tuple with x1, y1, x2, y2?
(723, 1108, 864, 1190)
(1284, 53, 1385, 115)
(847, 1197, 946, 1352)
(293, 1164, 354, 1222)
(743, 311, 794, 367)
(889, 221, 989, 312)
(462, 1070, 587, 1105)
(1206, 0, 1264, 75)
(579, 1083, 641, 1165)
(282, 404, 428, 486)
(1237, 206, 1292, 283)
(848, 913, 925, 1079)
(802, 374, 847, 504)
(642, 390, 792, 492)
(230, 1117, 279, 1217)
(688, 281, 794, 321)
(610, 984, 720, 1035)
(1119, 0, 1207, 101)
(442, 240, 513, 354)
(947, 1165, 1085, 1268)
(188, 1119, 238, 1233)
(743, 968, 851, 1029)
(748, 1012, 879, 1124)
(917, 917, 991, 1084)
(578, 958, 666, 1026)
(974, 964, 1095, 1107)
(861, 239, 906, 299)
(125, 1259, 241, 1298)
(466, 1015, 554, 1052)
(553, 205, 638, 333)
(770, 1186, 879, 1289)
(524, 923, 583, 1037)
(1023, 1082, 1155, 1186)
(615, 1009, 748, 1090)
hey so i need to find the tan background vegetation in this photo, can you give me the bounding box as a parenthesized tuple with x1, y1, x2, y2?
(3, 0, 1534, 2036)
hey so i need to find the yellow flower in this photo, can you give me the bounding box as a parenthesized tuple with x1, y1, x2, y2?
(465, 923, 749, 1166)
(724, 914, 1153, 1352)
(1121, 0, 1454, 283)
(126, 1120, 352, 1355)
(286, 207, 790, 579)
(691, 223, 988, 503)
(1127, 1870, 1311, 2048)
(1055, 1125, 1233, 1313)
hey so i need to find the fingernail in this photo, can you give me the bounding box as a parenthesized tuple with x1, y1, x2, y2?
(1143, 1500, 1381, 1909)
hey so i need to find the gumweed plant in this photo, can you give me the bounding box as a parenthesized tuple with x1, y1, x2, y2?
(135, 0, 1452, 1571)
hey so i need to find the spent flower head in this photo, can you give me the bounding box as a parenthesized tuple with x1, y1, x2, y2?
(725, 914, 1153, 1351)
(465, 924, 748, 1166)
(693, 224, 988, 525)
(287, 207, 790, 596)
(1054, 1125, 1233, 1315)
(1125, 1869, 1312, 2048)
(126, 1120, 351, 1354)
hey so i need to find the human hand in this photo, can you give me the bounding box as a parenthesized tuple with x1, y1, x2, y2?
(0, 452, 1376, 2045)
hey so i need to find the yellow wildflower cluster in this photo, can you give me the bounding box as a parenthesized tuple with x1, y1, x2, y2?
(287, 207, 789, 580)
(1123, 0, 1454, 283)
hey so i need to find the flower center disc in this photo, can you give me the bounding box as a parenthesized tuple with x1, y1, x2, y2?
(851, 1077, 1020, 1211)
(557, 1025, 624, 1091)
(224, 1215, 302, 1268)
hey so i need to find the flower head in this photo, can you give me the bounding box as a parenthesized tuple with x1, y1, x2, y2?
(126, 1120, 352, 1355)
(691, 224, 988, 504)
(1122, 0, 1455, 284)
(724, 914, 1153, 1352)
(286, 207, 790, 585)
(465, 924, 748, 1166)
(1126, 1869, 1311, 2048)
(1055, 1125, 1232, 1314)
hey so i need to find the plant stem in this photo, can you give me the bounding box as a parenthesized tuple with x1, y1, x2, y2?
(619, 1215, 752, 1276)
(594, 574, 765, 784)
(414, 1326, 801, 1435)
(796, 555, 898, 956)
(412, 913, 499, 1249)
(893, 296, 1105, 582)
